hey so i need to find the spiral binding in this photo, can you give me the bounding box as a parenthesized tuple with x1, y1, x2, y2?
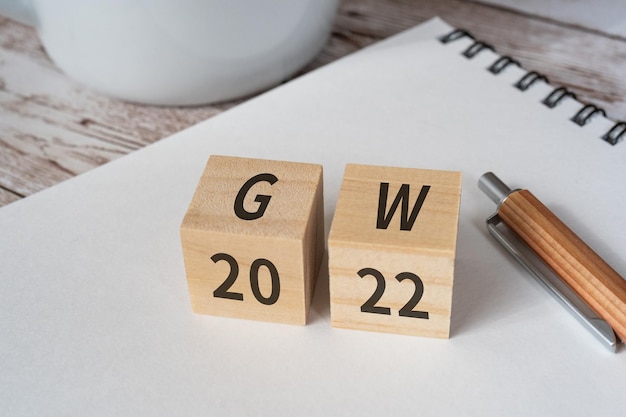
(572, 104, 606, 127)
(542, 87, 577, 109)
(439, 28, 625, 145)
(603, 122, 626, 146)
(515, 71, 548, 91)
(462, 41, 495, 59)
(488, 56, 521, 75)
(439, 29, 474, 44)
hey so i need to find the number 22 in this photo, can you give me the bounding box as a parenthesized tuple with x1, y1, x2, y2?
(358, 267, 429, 319)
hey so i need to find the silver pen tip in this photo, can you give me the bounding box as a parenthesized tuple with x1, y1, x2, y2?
(479, 172, 513, 206)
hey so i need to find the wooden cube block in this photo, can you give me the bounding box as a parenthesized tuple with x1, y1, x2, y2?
(328, 164, 462, 338)
(180, 155, 324, 325)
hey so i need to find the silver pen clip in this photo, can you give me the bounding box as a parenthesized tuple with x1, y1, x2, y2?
(486, 213, 620, 352)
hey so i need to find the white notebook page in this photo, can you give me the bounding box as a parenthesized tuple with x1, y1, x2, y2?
(1, 17, 624, 416)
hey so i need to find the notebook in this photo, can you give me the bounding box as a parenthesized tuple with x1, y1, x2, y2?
(1, 17, 624, 416)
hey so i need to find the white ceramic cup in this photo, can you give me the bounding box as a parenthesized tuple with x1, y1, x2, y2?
(0, 0, 339, 105)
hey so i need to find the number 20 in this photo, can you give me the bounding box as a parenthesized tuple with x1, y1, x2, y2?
(358, 267, 429, 319)
(211, 253, 280, 306)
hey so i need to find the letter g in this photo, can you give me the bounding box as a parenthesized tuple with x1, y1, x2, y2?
(234, 173, 278, 220)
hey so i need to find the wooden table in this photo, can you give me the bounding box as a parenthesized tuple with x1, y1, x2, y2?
(1, 0, 625, 208)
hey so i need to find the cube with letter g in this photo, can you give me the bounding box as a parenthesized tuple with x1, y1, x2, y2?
(180, 155, 324, 325)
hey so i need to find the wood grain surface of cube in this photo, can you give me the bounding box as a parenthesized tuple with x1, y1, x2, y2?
(328, 164, 462, 338)
(180, 155, 324, 325)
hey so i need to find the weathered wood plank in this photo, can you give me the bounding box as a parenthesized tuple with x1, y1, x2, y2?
(0, 186, 21, 206)
(475, 0, 626, 38)
(1, 0, 625, 208)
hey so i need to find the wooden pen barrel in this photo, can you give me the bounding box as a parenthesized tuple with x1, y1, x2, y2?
(499, 189, 626, 342)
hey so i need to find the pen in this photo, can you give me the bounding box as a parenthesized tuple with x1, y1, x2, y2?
(479, 172, 626, 350)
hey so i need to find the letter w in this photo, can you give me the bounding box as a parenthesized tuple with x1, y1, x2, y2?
(376, 183, 431, 231)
